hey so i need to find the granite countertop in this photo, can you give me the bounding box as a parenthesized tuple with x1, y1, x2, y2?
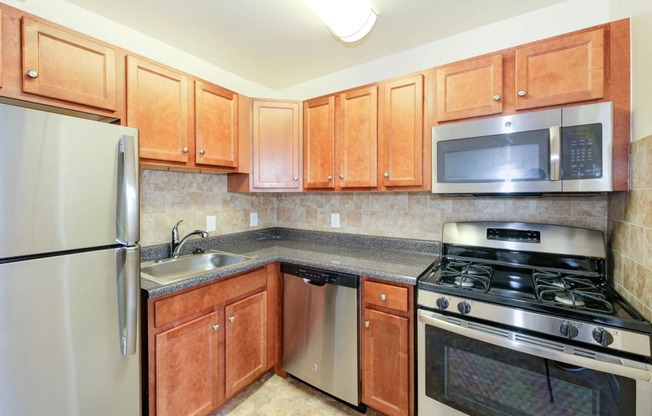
(141, 228, 440, 298)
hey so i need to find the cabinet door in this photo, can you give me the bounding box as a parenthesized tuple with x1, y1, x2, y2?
(126, 55, 190, 164)
(362, 308, 409, 416)
(195, 81, 239, 168)
(338, 86, 378, 188)
(252, 100, 301, 189)
(381, 74, 424, 188)
(303, 96, 335, 189)
(21, 17, 117, 111)
(515, 29, 604, 110)
(155, 311, 221, 416)
(1, 8, 3, 89)
(225, 291, 267, 398)
(436, 54, 503, 122)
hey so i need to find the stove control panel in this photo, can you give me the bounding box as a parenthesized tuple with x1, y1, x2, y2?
(486, 228, 541, 243)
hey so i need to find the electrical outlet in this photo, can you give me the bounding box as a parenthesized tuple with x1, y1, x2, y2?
(250, 212, 258, 227)
(331, 213, 340, 228)
(206, 216, 216, 232)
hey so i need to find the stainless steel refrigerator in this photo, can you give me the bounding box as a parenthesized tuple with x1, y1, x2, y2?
(0, 103, 141, 415)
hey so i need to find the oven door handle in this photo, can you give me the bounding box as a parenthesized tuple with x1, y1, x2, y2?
(418, 310, 652, 382)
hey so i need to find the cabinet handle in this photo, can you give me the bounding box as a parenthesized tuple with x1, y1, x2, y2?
(229, 316, 235, 323)
(26, 69, 39, 79)
(199, 149, 205, 155)
(182, 147, 189, 153)
(364, 321, 370, 328)
(493, 94, 502, 101)
(380, 294, 387, 302)
(383, 172, 389, 178)
(293, 176, 299, 182)
(212, 324, 220, 331)
(339, 174, 345, 180)
(327, 176, 333, 181)
(517, 89, 527, 97)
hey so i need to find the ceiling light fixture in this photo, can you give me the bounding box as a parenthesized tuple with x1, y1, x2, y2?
(302, 0, 377, 43)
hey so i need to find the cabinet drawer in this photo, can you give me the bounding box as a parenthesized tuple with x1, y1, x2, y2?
(363, 280, 408, 313)
(154, 268, 266, 328)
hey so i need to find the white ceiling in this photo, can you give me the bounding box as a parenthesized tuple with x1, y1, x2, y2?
(63, 0, 566, 90)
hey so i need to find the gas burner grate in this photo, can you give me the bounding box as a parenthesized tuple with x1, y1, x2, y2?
(533, 270, 614, 314)
(437, 260, 492, 291)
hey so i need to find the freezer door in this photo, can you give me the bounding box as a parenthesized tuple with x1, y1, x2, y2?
(0, 103, 139, 258)
(0, 247, 141, 416)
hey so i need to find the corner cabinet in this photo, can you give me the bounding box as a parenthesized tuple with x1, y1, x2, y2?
(127, 56, 191, 165)
(515, 28, 604, 110)
(146, 265, 280, 416)
(361, 278, 414, 416)
(435, 54, 503, 122)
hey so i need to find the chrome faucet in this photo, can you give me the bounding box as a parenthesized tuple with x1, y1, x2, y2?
(170, 220, 209, 258)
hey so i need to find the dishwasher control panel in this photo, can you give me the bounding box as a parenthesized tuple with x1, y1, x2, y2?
(281, 263, 358, 288)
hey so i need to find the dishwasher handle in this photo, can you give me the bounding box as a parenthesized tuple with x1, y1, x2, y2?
(303, 277, 327, 287)
(281, 263, 359, 288)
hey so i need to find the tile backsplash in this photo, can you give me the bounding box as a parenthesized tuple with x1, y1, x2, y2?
(608, 135, 652, 320)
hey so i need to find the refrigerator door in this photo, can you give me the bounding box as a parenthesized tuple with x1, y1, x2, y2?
(0, 247, 141, 416)
(0, 103, 139, 259)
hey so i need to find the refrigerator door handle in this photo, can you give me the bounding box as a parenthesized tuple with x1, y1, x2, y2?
(118, 135, 139, 245)
(117, 246, 140, 357)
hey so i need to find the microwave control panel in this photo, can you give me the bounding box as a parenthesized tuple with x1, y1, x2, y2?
(561, 123, 603, 180)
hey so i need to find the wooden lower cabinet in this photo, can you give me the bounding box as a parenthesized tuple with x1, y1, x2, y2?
(155, 311, 222, 416)
(147, 265, 279, 416)
(225, 291, 268, 398)
(361, 278, 414, 416)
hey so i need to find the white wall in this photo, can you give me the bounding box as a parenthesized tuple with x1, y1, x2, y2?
(7, 0, 611, 100)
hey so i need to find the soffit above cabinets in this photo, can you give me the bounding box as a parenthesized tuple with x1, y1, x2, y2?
(61, 0, 565, 90)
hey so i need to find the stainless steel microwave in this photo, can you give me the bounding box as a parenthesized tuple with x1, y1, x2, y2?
(432, 101, 613, 194)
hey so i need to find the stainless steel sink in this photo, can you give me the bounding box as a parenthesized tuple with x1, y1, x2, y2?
(141, 250, 254, 285)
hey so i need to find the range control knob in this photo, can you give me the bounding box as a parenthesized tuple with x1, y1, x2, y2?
(592, 327, 614, 347)
(457, 301, 471, 315)
(559, 321, 579, 339)
(435, 297, 449, 310)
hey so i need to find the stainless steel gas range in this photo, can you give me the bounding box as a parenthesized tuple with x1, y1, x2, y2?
(417, 221, 652, 416)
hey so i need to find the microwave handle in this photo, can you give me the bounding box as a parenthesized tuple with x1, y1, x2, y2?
(549, 126, 561, 181)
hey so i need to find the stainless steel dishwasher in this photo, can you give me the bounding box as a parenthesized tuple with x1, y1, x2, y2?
(282, 263, 360, 407)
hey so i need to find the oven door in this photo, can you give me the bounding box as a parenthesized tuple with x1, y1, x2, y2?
(418, 309, 652, 416)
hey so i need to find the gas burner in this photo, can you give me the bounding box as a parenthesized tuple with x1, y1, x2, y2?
(437, 260, 492, 291)
(533, 270, 614, 314)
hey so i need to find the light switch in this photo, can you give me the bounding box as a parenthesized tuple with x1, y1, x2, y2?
(250, 212, 258, 227)
(206, 216, 216, 232)
(331, 213, 340, 228)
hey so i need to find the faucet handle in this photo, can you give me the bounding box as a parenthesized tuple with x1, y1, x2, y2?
(172, 220, 183, 242)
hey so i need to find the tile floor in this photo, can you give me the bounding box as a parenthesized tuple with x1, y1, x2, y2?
(211, 372, 382, 416)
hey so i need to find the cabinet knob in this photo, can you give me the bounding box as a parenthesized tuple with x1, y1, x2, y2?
(293, 176, 299, 182)
(26, 69, 39, 79)
(199, 149, 205, 155)
(339, 174, 345, 180)
(517, 89, 527, 97)
(364, 321, 370, 328)
(182, 147, 189, 153)
(493, 94, 502, 101)
(383, 172, 389, 178)
(228, 316, 235, 323)
(327, 176, 333, 181)
(212, 324, 220, 332)
(380, 294, 387, 302)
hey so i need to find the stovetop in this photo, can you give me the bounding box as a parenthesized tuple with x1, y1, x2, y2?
(416, 221, 652, 357)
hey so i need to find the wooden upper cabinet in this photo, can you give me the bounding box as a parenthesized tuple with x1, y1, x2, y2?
(436, 54, 503, 122)
(515, 28, 604, 110)
(252, 100, 301, 190)
(21, 17, 117, 111)
(126, 55, 190, 164)
(1, 8, 3, 89)
(195, 81, 239, 168)
(225, 291, 267, 398)
(338, 86, 378, 189)
(303, 96, 335, 189)
(380, 74, 424, 188)
(155, 311, 222, 416)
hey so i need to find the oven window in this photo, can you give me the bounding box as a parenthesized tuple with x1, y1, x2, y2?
(424, 325, 636, 415)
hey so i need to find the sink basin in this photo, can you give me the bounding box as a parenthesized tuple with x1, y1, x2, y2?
(141, 250, 254, 285)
